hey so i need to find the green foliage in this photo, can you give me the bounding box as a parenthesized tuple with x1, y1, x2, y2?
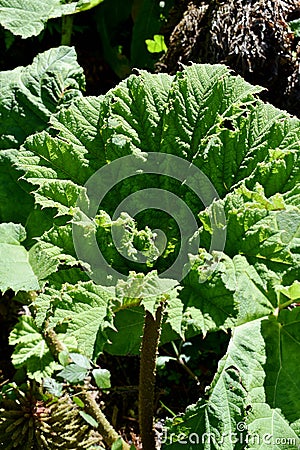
(44, 282, 114, 359)
(9, 316, 62, 382)
(163, 317, 300, 448)
(146, 34, 167, 53)
(0, 0, 172, 78)
(43, 377, 63, 397)
(79, 410, 99, 428)
(130, 0, 171, 68)
(0, 45, 84, 150)
(0, 46, 85, 226)
(0, 223, 39, 292)
(0, 0, 104, 38)
(1, 51, 300, 447)
(92, 368, 111, 389)
(289, 18, 300, 38)
(57, 352, 92, 383)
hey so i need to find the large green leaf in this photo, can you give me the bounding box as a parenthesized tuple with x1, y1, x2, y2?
(163, 320, 262, 449)
(262, 309, 300, 423)
(43, 272, 181, 357)
(0, 151, 34, 224)
(246, 404, 300, 449)
(0, 0, 103, 38)
(201, 184, 300, 266)
(104, 271, 182, 354)
(163, 314, 300, 449)
(0, 46, 85, 150)
(182, 251, 275, 338)
(13, 63, 300, 334)
(115, 270, 179, 316)
(104, 306, 145, 355)
(15, 96, 101, 219)
(160, 66, 299, 197)
(197, 184, 300, 322)
(15, 64, 300, 226)
(0, 223, 39, 293)
(47, 281, 114, 360)
(105, 302, 183, 355)
(0, 0, 73, 38)
(0, 221, 75, 293)
(28, 239, 79, 285)
(0, 46, 85, 225)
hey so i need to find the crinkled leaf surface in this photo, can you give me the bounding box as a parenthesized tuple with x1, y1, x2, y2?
(0, 223, 39, 293)
(115, 271, 179, 316)
(14, 64, 300, 270)
(0, 46, 85, 150)
(69, 352, 91, 369)
(0, 0, 101, 38)
(13, 63, 300, 335)
(9, 316, 61, 382)
(0, 46, 85, 225)
(28, 240, 78, 287)
(47, 281, 114, 360)
(15, 95, 100, 225)
(11, 64, 300, 345)
(43, 377, 63, 397)
(187, 182, 300, 335)
(0, 0, 61, 38)
(163, 313, 300, 449)
(182, 250, 276, 338)
(7, 63, 300, 443)
(57, 363, 88, 384)
(104, 271, 182, 354)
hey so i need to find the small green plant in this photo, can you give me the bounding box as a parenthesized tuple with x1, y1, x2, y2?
(146, 34, 167, 54)
(0, 49, 300, 449)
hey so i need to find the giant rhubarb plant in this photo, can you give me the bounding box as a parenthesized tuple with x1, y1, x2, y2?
(0, 48, 299, 449)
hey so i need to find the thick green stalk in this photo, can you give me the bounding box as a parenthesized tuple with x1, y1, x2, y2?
(139, 304, 164, 450)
